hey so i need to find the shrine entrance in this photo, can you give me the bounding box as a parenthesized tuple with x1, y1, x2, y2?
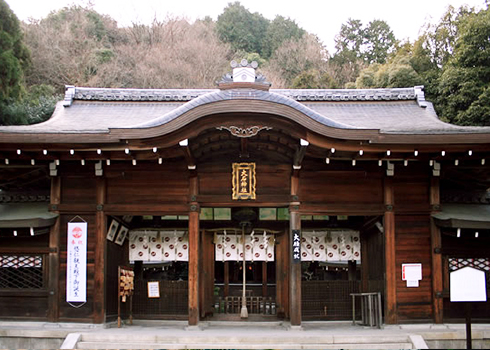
(199, 207, 288, 320)
(210, 227, 280, 319)
(299, 215, 384, 321)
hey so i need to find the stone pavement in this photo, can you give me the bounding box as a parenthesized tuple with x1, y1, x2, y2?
(0, 320, 489, 349)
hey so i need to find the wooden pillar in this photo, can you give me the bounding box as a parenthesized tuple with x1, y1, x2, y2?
(348, 261, 357, 281)
(188, 175, 200, 326)
(360, 231, 369, 292)
(430, 177, 444, 323)
(289, 172, 301, 326)
(200, 230, 214, 319)
(48, 176, 61, 322)
(262, 261, 268, 297)
(94, 177, 107, 323)
(384, 176, 397, 324)
(275, 230, 289, 319)
(224, 262, 229, 297)
(289, 210, 302, 326)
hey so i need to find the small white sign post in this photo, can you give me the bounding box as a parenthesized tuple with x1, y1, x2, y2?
(450, 267, 487, 350)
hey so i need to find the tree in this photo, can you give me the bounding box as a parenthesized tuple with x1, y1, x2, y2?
(435, 7, 490, 125)
(355, 45, 423, 89)
(0, 0, 30, 107)
(262, 16, 305, 59)
(262, 34, 329, 88)
(22, 5, 119, 90)
(332, 18, 397, 65)
(216, 2, 269, 56)
(90, 18, 231, 89)
(329, 18, 397, 87)
(363, 20, 398, 64)
(291, 70, 338, 89)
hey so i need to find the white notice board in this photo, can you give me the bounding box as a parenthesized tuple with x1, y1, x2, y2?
(450, 267, 487, 302)
(147, 281, 160, 298)
(402, 263, 422, 287)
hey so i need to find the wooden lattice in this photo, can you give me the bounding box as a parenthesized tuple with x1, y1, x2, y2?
(0, 255, 44, 289)
(449, 258, 490, 272)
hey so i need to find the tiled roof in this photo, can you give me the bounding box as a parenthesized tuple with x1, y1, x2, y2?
(64, 86, 421, 104)
(1, 85, 489, 137)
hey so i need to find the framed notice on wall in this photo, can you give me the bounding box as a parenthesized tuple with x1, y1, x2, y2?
(106, 219, 119, 242)
(147, 281, 160, 298)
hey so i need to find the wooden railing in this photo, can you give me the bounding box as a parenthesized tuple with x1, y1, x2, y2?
(214, 296, 276, 315)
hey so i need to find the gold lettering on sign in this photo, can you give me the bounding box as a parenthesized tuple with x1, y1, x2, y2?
(232, 163, 256, 200)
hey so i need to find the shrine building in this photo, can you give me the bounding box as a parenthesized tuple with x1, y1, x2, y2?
(0, 61, 489, 326)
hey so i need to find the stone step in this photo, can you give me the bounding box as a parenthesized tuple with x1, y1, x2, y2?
(78, 333, 411, 345)
(76, 341, 414, 349)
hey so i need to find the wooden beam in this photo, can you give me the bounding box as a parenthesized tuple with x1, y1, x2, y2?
(181, 144, 196, 170)
(94, 177, 107, 323)
(48, 176, 61, 322)
(430, 177, 443, 324)
(293, 144, 308, 170)
(384, 177, 397, 324)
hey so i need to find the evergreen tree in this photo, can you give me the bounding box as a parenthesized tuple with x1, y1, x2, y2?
(216, 2, 269, 56)
(435, 7, 490, 125)
(0, 0, 30, 111)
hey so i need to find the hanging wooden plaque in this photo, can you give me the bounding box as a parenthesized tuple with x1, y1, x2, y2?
(232, 163, 256, 200)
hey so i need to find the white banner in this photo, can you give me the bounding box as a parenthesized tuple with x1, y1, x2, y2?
(66, 222, 87, 303)
(215, 233, 275, 262)
(129, 230, 189, 262)
(302, 230, 361, 262)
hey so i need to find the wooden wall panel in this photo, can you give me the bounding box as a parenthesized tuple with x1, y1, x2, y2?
(106, 169, 189, 205)
(395, 215, 433, 321)
(256, 164, 290, 196)
(198, 163, 290, 197)
(394, 182, 430, 212)
(61, 177, 97, 204)
(299, 171, 383, 204)
(393, 165, 430, 212)
(0, 296, 49, 319)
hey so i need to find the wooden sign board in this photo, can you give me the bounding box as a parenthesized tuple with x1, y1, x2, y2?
(119, 266, 134, 302)
(450, 266, 487, 302)
(232, 163, 256, 200)
(147, 281, 160, 298)
(292, 229, 301, 263)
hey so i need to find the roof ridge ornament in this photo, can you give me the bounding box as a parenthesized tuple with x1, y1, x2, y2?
(414, 86, 428, 108)
(63, 85, 76, 107)
(218, 60, 271, 90)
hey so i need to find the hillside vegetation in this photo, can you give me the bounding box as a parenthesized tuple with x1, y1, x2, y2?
(1, 1, 489, 125)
